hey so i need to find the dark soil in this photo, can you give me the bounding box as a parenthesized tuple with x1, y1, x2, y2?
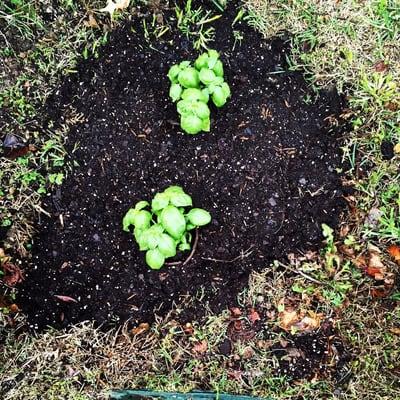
(271, 322, 350, 381)
(17, 1, 348, 330)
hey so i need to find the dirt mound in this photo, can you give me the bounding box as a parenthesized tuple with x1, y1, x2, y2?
(17, 3, 347, 330)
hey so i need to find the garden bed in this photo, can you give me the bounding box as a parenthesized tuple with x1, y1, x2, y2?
(17, 1, 348, 330)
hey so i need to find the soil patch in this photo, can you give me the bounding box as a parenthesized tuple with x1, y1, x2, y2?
(17, 2, 348, 330)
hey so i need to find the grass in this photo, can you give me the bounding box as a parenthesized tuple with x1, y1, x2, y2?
(1, 0, 400, 399)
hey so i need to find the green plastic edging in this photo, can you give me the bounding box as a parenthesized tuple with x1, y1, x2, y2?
(110, 390, 269, 400)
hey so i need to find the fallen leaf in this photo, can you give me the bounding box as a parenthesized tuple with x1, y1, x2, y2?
(228, 370, 242, 380)
(385, 101, 398, 112)
(388, 245, 400, 263)
(248, 308, 261, 323)
(242, 346, 254, 359)
(389, 327, 400, 335)
(367, 253, 386, 280)
(115, 0, 130, 9)
(2, 263, 24, 286)
(294, 313, 321, 331)
(394, 144, 400, 154)
(279, 308, 322, 332)
(192, 339, 208, 354)
(99, 0, 130, 18)
(85, 13, 100, 29)
(9, 304, 20, 313)
(371, 287, 390, 298)
(374, 60, 388, 72)
(54, 295, 78, 303)
(279, 309, 298, 331)
(230, 307, 241, 317)
(366, 266, 384, 279)
(2, 134, 36, 159)
(340, 225, 350, 237)
(131, 322, 150, 335)
(183, 322, 194, 335)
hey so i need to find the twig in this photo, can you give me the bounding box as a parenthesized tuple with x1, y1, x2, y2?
(276, 260, 326, 285)
(201, 245, 255, 263)
(165, 229, 199, 267)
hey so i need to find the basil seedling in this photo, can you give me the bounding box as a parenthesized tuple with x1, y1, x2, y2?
(167, 49, 231, 135)
(123, 186, 211, 270)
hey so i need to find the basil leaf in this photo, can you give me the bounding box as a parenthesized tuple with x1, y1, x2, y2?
(167, 65, 181, 83)
(135, 201, 149, 211)
(207, 49, 220, 69)
(157, 233, 177, 258)
(177, 99, 192, 116)
(195, 53, 208, 70)
(193, 102, 210, 120)
(187, 208, 212, 226)
(169, 83, 183, 102)
(152, 192, 169, 212)
(160, 205, 186, 239)
(146, 249, 165, 270)
(199, 68, 217, 85)
(133, 210, 152, 230)
(201, 117, 210, 132)
(178, 67, 200, 88)
(221, 82, 231, 98)
(164, 186, 184, 195)
(169, 192, 193, 207)
(181, 88, 205, 102)
(212, 86, 227, 107)
(213, 60, 224, 77)
(122, 208, 137, 232)
(181, 114, 203, 135)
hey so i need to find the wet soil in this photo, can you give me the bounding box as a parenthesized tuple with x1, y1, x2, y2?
(17, 1, 348, 330)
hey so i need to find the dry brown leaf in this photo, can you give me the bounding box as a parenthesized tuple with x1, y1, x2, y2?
(54, 295, 78, 303)
(2, 263, 24, 286)
(279, 309, 298, 331)
(294, 313, 322, 332)
(394, 144, 400, 154)
(389, 327, 400, 335)
(230, 307, 241, 317)
(85, 13, 100, 29)
(371, 287, 390, 298)
(340, 225, 350, 237)
(388, 245, 400, 263)
(248, 308, 261, 323)
(374, 60, 389, 72)
(192, 340, 208, 354)
(367, 253, 386, 280)
(131, 322, 150, 335)
(242, 346, 254, 359)
(9, 304, 20, 313)
(279, 308, 322, 332)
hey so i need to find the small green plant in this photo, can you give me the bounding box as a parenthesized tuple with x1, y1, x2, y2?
(168, 49, 231, 135)
(123, 186, 211, 270)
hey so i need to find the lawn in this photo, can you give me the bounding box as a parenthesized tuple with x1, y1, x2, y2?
(1, 0, 399, 399)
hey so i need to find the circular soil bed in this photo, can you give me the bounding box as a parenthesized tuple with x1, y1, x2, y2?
(18, 2, 348, 330)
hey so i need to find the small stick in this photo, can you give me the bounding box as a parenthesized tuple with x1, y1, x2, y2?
(165, 229, 199, 267)
(201, 245, 255, 263)
(276, 260, 326, 286)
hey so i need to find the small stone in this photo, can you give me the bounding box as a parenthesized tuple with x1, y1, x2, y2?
(93, 233, 101, 242)
(299, 178, 307, 185)
(268, 197, 277, 207)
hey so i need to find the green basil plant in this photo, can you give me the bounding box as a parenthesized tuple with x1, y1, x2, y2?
(168, 49, 231, 135)
(123, 186, 211, 270)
